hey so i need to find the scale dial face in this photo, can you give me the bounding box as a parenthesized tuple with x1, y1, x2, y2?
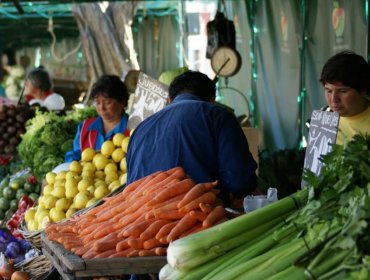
(211, 46, 242, 77)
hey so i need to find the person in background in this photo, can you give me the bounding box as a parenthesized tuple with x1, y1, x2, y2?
(126, 70, 258, 206)
(24, 67, 65, 111)
(65, 75, 130, 162)
(320, 51, 370, 145)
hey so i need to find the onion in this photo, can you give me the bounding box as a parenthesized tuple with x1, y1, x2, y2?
(11, 271, 30, 280)
(0, 263, 16, 280)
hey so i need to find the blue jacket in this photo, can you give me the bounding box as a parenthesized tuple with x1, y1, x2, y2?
(126, 93, 257, 200)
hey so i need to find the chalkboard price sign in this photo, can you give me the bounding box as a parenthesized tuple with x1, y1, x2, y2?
(302, 110, 339, 186)
(127, 72, 169, 130)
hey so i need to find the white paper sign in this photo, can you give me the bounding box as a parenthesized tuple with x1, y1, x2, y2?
(127, 72, 169, 130)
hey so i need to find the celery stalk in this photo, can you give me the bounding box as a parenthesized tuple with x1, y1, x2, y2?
(202, 221, 297, 280)
(167, 189, 308, 271)
(266, 265, 306, 280)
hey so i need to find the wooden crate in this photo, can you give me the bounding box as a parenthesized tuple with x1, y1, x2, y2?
(41, 233, 167, 280)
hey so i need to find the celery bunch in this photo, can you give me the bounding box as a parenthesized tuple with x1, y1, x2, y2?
(161, 135, 370, 280)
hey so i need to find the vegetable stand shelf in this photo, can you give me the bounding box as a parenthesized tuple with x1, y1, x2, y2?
(41, 233, 167, 280)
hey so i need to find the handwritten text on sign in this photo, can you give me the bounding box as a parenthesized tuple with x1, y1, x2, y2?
(303, 110, 339, 183)
(128, 73, 169, 130)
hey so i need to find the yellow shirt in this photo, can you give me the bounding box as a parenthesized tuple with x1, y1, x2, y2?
(336, 105, 370, 145)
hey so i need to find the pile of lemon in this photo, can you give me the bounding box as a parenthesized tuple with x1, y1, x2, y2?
(24, 133, 130, 231)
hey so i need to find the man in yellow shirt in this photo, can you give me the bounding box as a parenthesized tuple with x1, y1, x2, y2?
(320, 51, 370, 145)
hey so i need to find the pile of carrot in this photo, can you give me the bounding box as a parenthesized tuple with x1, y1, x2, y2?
(45, 167, 228, 259)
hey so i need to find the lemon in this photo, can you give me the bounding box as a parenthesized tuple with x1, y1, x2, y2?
(27, 219, 38, 231)
(101, 140, 115, 157)
(93, 154, 109, 170)
(39, 215, 51, 230)
(87, 186, 96, 194)
(55, 171, 67, 181)
(86, 197, 99, 208)
(35, 209, 49, 225)
(69, 161, 83, 174)
(83, 162, 96, 172)
(111, 148, 125, 163)
(81, 170, 95, 179)
(74, 191, 92, 209)
(55, 198, 71, 211)
(65, 185, 79, 199)
(81, 148, 96, 162)
(119, 173, 127, 185)
(51, 185, 66, 198)
(113, 133, 126, 147)
(108, 180, 121, 192)
(66, 207, 77, 218)
(94, 185, 110, 199)
(45, 172, 57, 185)
(120, 158, 127, 172)
(95, 170, 106, 180)
(43, 196, 58, 209)
(65, 176, 78, 188)
(25, 207, 37, 223)
(104, 162, 118, 174)
(50, 209, 66, 222)
(77, 179, 91, 192)
(66, 171, 78, 181)
(42, 184, 53, 196)
(105, 172, 119, 185)
(121, 137, 130, 153)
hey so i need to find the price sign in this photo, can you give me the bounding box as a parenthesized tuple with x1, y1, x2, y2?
(127, 72, 169, 130)
(302, 110, 340, 186)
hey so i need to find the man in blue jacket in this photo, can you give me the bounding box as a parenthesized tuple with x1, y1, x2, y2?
(126, 70, 257, 206)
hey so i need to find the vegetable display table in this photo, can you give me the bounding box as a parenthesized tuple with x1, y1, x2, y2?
(41, 233, 167, 280)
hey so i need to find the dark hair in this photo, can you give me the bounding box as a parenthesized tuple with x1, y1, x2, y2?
(91, 75, 129, 105)
(26, 68, 52, 92)
(320, 51, 370, 94)
(169, 70, 216, 101)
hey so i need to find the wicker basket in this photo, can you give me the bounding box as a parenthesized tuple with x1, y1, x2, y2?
(15, 253, 54, 280)
(18, 222, 44, 250)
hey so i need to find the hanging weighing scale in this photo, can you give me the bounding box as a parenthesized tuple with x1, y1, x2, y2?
(211, 46, 242, 78)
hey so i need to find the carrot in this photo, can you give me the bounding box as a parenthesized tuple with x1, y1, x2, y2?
(154, 209, 187, 220)
(143, 238, 164, 250)
(120, 219, 156, 238)
(123, 171, 162, 193)
(109, 248, 136, 258)
(139, 249, 157, 257)
(127, 249, 140, 257)
(129, 171, 169, 200)
(128, 238, 143, 249)
(74, 246, 90, 257)
(82, 247, 98, 259)
(116, 238, 131, 251)
(117, 208, 148, 228)
(155, 221, 178, 240)
(149, 178, 195, 206)
(93, 233, 121, 252)
(166, 213, 198, 242)
(93, 223, 121, 239)
(179, 223, 204, 238)
(94, 249, 118, 259)
(189, 210, 207, 222)
(179, 191, 217, 213)
(155, 247, 167, 256)
(177, 181, 217, 208)
(199, 203, 214, 213)
(136, 172, 171, 197)
(123, 194, 153, 214)
(203, 205, 227, 228)
(140, 219, 172, 241)
(141, 166, 188, 196)
(79, 223, 101, 237)
(63, 240, 84, 250)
